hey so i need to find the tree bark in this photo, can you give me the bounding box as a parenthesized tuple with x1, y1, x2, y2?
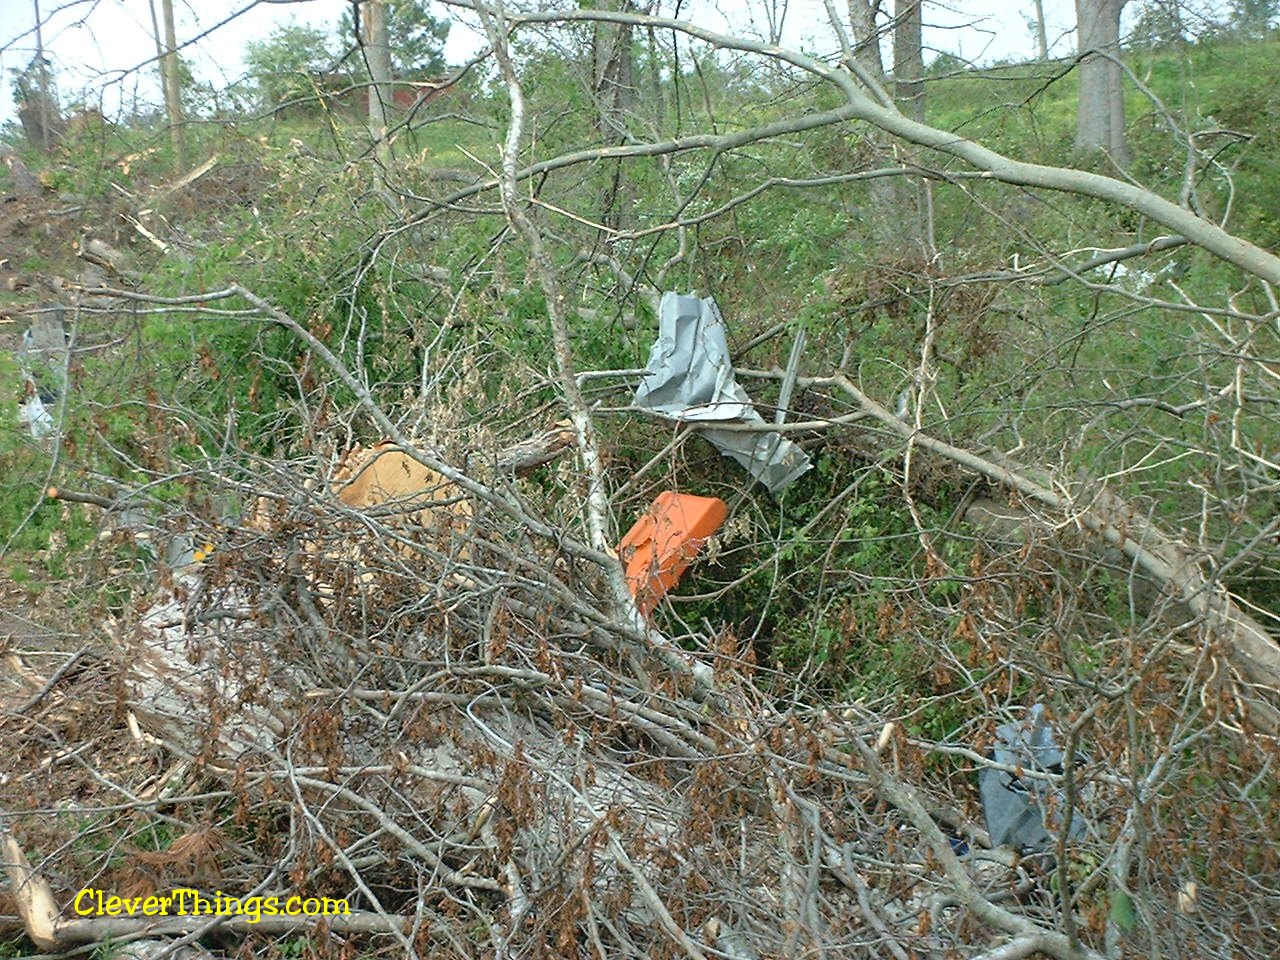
(364, 0, 392, 158)
(159, 0, 184, 166)
(32, 0, 53, 151)
(848, 2, 911, 259)
(848, 0, 886, 79)
(146, 0, 169, 134)
(593, 1, 637, 227)
(893, 0, 923, 123)
(1075, 0, 1129, 167)
(21, 0, 65, 150)
(892, 0, 927, 260)
(1032, 0, 1049, 61)
(593, 0, 636, 145)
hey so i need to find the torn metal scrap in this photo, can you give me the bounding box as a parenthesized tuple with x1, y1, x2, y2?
(633, 292, 812, 494)
(16, 303, 68, 439)
(17, 386, 56, 438)
(979, 704, 1088, 851)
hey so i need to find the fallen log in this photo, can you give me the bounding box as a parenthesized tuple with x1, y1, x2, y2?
(831, 373, 1280, 735)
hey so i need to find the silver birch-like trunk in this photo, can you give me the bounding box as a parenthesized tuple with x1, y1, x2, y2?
(1033, 0, 1049, 61)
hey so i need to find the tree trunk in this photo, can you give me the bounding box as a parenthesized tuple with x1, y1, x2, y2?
(32, 0, 51, 150)
(1075, 0, 1129, 168)
(364, 0, 392, 145)
(593, 1, 636, 145)
(893, 0, 923, 122)
(146, 0, 169, 135)
(1032, 0, 1049, 61)
(23, 0, 64, 151)
(159, 0, 184, 167)
(848, 0, 886, 80)
(893, 0, 926, 261)
(593, 1, 637, 227)
(848, 2, 908, 259)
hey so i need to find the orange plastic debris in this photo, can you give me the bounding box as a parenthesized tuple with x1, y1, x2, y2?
(618, 491, 728, 615)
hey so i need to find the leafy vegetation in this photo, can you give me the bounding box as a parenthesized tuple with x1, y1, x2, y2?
(241, 22, 340, 112)
(8, 22, 1280, 692)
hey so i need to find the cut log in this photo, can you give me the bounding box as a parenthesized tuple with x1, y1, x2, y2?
(1, 829, 61, 951)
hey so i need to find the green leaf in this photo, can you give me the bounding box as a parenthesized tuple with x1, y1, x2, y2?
(1110, 891, 1137, 932)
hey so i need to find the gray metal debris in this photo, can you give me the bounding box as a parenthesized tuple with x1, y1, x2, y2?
(16, 303, 67, 438)
(17, 388, 55, 438)
(979, 704, 1087, 851)
(633, 292, 811, 493)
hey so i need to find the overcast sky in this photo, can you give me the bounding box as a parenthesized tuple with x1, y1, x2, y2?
(0, 0, 1080, 130)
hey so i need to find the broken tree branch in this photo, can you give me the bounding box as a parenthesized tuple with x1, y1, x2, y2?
(433, 2, 1280, 285)
(828, 372, 1280, 734)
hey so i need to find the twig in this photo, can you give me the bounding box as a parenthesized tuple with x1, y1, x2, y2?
(11, 644, 90, 716)
(848, 735, 1105, 960)
(45, 486, 116, 509)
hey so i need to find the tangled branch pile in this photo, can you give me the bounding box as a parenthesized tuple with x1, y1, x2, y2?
(4, 3, 1280, 958)
(2, 279, 1273, 959)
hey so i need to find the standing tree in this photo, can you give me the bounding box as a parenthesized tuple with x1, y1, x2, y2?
(1130, 0, 1186, 47)
(840, 1, 928, 258)
(12, 55, 61, 150)
(848, 0, 886, 77)
(159, 0, 184, 165)
(1075, 0, 1130, 167)
(592, 0, 637, 227)
(592, 0, 636, 146)
(893, 0, 923, 122)
(893, 0, 927, 259)
(846, 1, 925, 258)
(1030, 0, 1050, 59)
(28, 0, 58, 150)
(242, 23, 335, 112)
(146, 0, 169, 125)
(340, 0, 450, 79)
(339, 0, 450, 157)
(1228, 0, 1280, 38)
(363, 0, 392, 150)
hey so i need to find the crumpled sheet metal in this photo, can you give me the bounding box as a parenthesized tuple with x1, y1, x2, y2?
(979, 704, 1088, 851)
(633, 292, 811, 493)
(16, 304, 67, 439)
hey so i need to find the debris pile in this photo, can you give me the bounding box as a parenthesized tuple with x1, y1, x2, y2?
(4, 287, 1273, 960)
